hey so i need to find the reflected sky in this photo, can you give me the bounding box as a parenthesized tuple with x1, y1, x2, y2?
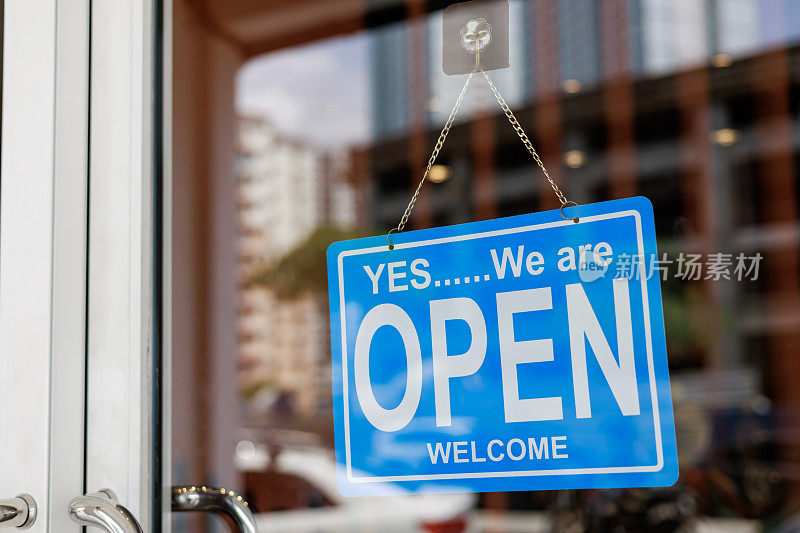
(236, 35, 370, 150)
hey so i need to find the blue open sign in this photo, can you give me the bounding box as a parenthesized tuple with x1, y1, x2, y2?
(327, 196, 678, 496)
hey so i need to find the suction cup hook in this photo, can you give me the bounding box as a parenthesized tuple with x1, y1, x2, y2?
(460, 18, 492, 69)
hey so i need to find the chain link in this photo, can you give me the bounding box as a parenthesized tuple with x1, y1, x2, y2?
(479, 70, 568, 206)
(391, 68, 570, 236)
(395, 71, 475, 233)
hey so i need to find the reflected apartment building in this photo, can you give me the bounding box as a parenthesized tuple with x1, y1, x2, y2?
(237, 117, 354, 421)
(352, 0, 800, 516)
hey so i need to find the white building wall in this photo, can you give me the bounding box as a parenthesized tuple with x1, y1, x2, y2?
(236, 117, 336, 419)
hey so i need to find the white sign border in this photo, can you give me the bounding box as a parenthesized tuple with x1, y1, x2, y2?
(336, 210, 664, 483)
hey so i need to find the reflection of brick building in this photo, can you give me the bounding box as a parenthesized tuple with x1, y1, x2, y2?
(237, 117, 352, 419)
(371, 0, 788, 143)
(355, 44, 800, 497)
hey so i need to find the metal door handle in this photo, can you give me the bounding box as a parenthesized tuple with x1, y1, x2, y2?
(0, 494, 36, 528)
(172, 486, 257, 533)
(68, 489, 143, 533)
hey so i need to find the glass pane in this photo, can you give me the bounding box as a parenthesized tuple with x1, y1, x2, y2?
(172, 1, 800, 530)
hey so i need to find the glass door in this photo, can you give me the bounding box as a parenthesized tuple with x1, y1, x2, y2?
(169, 1, 800, 532)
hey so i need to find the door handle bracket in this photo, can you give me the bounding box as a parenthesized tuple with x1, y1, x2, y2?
(0, 494, 36, 529)
(69, 489, 143, 533)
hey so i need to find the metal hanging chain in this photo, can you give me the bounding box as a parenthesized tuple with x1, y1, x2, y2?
(479, 69, 569, 206)
(390, 67, 573, 239)
(393, 70, 476, 235)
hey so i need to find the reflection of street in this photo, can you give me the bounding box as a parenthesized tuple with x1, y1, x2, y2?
(471, 511, 551, 532)
(237, 432, 776, 532)
(241, 446, 476, 532)
(470, 512, 757, 533)
(237, 394, 788, 533)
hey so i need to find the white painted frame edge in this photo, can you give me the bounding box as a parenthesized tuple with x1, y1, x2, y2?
(1, 1, 90, 531)
(0, 2, 58, 529)
(50, 0, 91, 530)
(86, 0, 158, 528)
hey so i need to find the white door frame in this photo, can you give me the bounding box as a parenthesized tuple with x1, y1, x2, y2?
(86, 0, 171, 531)
(0, 0, 89, 531)
(2, 0, 170, 531)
